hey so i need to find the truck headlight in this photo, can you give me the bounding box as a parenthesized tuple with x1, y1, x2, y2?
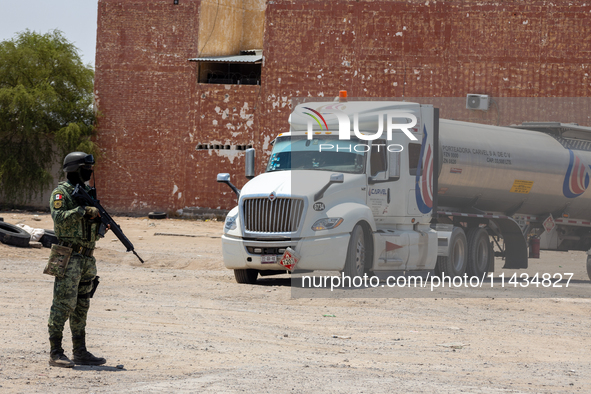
(224, 213, 238, 232)
(312, 217, 344, 231)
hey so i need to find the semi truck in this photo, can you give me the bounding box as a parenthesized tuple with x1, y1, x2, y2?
(217, 93, 591, 284)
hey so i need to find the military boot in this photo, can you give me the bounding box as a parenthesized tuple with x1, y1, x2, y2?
(72, 335, 106, 365)
(49, 336, 74, 368)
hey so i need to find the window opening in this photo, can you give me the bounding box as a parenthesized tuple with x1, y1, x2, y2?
(198, 62, 261, 85)
(408, 143, 423, 176)
(370, 140, 387, 176)
(191, 51, 262, 85)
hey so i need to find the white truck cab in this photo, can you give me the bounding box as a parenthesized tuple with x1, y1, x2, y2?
(219, 96, 440, 284)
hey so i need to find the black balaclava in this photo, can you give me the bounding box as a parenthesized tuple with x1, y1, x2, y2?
(80, 168, 93, 182)
(67, 168, 93, 186)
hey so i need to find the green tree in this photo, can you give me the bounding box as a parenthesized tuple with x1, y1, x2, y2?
(0, 30, 97, 204)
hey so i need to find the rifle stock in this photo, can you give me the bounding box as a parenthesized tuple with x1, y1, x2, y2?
(73, 185, 144, 263)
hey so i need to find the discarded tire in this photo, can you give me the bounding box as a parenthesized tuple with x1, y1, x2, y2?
(0, 222, 31, 247)
(40, 230, 59, 248)
(148, 212, 167, 219)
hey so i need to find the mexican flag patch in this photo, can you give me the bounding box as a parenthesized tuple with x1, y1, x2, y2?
(55, 194, 63, 200)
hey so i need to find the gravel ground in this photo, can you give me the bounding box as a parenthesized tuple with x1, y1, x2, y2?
(0, 211, 590, 393)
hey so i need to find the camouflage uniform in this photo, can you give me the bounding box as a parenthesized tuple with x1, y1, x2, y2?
(48, 181, 100, 340)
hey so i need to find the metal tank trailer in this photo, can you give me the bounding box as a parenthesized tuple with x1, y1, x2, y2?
(438, 119, 591, 280)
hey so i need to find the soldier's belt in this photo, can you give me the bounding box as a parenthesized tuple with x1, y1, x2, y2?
(58, 241, 94, 257)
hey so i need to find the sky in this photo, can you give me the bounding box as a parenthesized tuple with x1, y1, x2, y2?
(0, 0, 99, 67)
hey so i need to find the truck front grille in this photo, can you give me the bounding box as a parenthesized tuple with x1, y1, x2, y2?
(243, 198, 305, 233)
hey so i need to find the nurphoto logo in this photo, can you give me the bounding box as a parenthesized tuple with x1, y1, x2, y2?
(299, 104, 419, 153)
(301, 106, 418, 141)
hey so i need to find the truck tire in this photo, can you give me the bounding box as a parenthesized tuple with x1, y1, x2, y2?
(587, 255, 591, 281)
(343, 224, 368, 278)
(466, 228, 491, 278)
(434, 256, 445, 277)
(0, 222, 31, 247)
(488, 240, 495, 273)
(435, 227, 467, 278)
(234, 269, 258, 284)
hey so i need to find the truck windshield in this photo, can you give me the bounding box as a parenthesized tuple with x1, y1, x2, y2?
(266, 135, 365, 174)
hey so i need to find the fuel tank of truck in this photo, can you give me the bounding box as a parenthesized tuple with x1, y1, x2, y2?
(437, 119, 591, 219)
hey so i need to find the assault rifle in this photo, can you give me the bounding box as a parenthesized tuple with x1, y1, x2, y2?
(73, 184, 145, 263)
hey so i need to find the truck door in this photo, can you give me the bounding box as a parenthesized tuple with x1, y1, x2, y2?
(367, 139, 401, 222)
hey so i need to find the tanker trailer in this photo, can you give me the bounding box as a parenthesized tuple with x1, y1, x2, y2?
(435, 120, 591, 280)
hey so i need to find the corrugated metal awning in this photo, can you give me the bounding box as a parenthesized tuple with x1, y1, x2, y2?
(189, 54, 262, 63)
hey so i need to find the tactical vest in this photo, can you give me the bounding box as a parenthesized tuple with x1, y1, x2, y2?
(49, 181, 99, 248)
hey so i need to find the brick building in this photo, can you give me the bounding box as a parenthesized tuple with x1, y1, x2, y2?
(94, 0, 591, 213)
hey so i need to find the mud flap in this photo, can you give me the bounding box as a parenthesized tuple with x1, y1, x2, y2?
(490, 218, 528, 269)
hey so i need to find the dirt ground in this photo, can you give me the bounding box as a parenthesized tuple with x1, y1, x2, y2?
(0, 211, 590, 393)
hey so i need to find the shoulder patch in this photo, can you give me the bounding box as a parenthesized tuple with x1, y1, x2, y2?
(55, 194, 63, 200)
(53, 200, 63, 209)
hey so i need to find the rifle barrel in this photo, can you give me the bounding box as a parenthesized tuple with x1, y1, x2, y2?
(133, 251, 145, 264)
(73, 185, 144, 264)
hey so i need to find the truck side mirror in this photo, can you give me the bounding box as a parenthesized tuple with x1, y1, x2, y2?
(217, 173, 231, 182)
(388, 152, 401, 179)
(314, 173, 344, 201)
(329, 173, 344, 183)
(217, 173, 240, 197)
(245, 148, 255, 179)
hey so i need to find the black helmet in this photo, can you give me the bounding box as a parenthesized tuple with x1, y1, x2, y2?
(63, 152, 95, 173)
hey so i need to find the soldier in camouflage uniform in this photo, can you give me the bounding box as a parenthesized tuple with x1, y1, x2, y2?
(48, 152, 107, 368)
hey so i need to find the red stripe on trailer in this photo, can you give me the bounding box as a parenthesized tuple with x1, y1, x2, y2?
(438, 211, 510, 220)
(553, 218, 591, 227)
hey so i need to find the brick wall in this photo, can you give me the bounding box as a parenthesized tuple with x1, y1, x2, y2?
(95, 0, 201, 211)
(95, 0, 591, 213)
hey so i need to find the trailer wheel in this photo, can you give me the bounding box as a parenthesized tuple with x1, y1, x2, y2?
(234, 269, 259, 284)
(343, 224, 368, 278)
(587, 255, 591, 281)
(466, 228, 491, 278)
(435, 227, 467, 277)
